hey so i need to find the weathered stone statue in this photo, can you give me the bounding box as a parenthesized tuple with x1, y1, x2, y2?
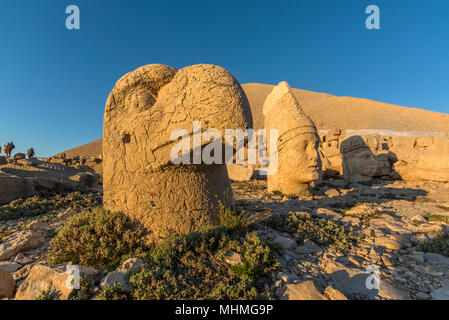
(103, 64, 252, 243)
(341, 136, 377, 183)
(263, 81, 321, 194)
(375, 152, 400, 180)
(13, 153, 26, 162)
(27, 148, 35, 159)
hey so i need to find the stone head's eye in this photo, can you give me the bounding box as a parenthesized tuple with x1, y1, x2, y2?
(122, 133, 131, 144)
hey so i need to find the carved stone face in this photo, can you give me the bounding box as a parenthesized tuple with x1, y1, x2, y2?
(345, 150, 377, 181)
(282, 132, 321, 183)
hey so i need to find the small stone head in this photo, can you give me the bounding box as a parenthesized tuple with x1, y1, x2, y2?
(341, 136, 377, 183)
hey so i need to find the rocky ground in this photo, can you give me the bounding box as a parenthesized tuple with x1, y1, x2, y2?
(1, 178, 449, 300)
(233, 178, 449, 300)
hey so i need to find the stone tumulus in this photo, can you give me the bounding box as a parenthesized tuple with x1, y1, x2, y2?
(263, 81, 321, 195)
(103, 64, 252, 243)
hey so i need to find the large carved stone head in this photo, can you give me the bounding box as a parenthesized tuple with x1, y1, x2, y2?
(103, 64, 252, 242)
(263, 82, 321, 194)
(341, 136, 377, 183)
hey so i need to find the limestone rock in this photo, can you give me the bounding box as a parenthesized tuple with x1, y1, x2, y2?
(324, 285, 348, 300)
(13, 252, 36, 265)
(226, 164, 254, 182)
(69, 172, 100, 188)
(0, 269, 15, 298)
(0, 175, 29, 206)
(15, 264, 74, 300)
(374, 237, 404, 250)
(0, 230, 45, 261)
(370, 218, 411, 235)
(424, 253, 449, 265)
(224, 251, 243, 266)
(100, 271, 132, 293)
(0, 159, 100, 205)
(77, 265, 101, 285)
(431, 286, 449, 300)
(315, 208, 343, 220)
(117, 258, 144, 274)
(13, 265, 31, 281)
(263, 81, 321, 195)
(324, 260, 409, 300)
(273, 235, 296, 250)
(103, 64, 252, 242)
(100, 258, 144, 293)
(295, 239, 321, 254)
(0, 261, 22, 273)
(345, 203, 378, 216)
(279, 272, 300, 284)
(281, 280, 328, 300)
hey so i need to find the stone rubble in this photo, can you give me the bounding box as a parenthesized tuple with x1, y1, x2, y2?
(1, 177, 449, 300)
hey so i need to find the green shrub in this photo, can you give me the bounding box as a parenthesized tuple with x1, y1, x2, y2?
(97, 283, 129, 300)
(269, 212, 362, 251)
(218, 205, 249, 230)
(297, 189, 313, 198)
(129, 222, 279, 300)
(426, 214, 449, 224)
(415, 196, 436, 203)
(0, 226, 14, 242)
(0, 190, 101, 221)
(46, 207, 146, 270)
(419, 232, 449, 257)
(35, 290, 57, 300)
(232, 181, 266, 193)
(70, 276, 92, 300)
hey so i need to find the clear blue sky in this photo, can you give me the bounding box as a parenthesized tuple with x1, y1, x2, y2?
(1, 0, 448, 157)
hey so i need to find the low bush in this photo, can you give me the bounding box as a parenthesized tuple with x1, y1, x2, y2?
(46, 207, 147, 270)
(129, 207, 279, 300)
(269, 211, 362, 251)
(0, 190, 101, 221)
(419, 232, 449, 257)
